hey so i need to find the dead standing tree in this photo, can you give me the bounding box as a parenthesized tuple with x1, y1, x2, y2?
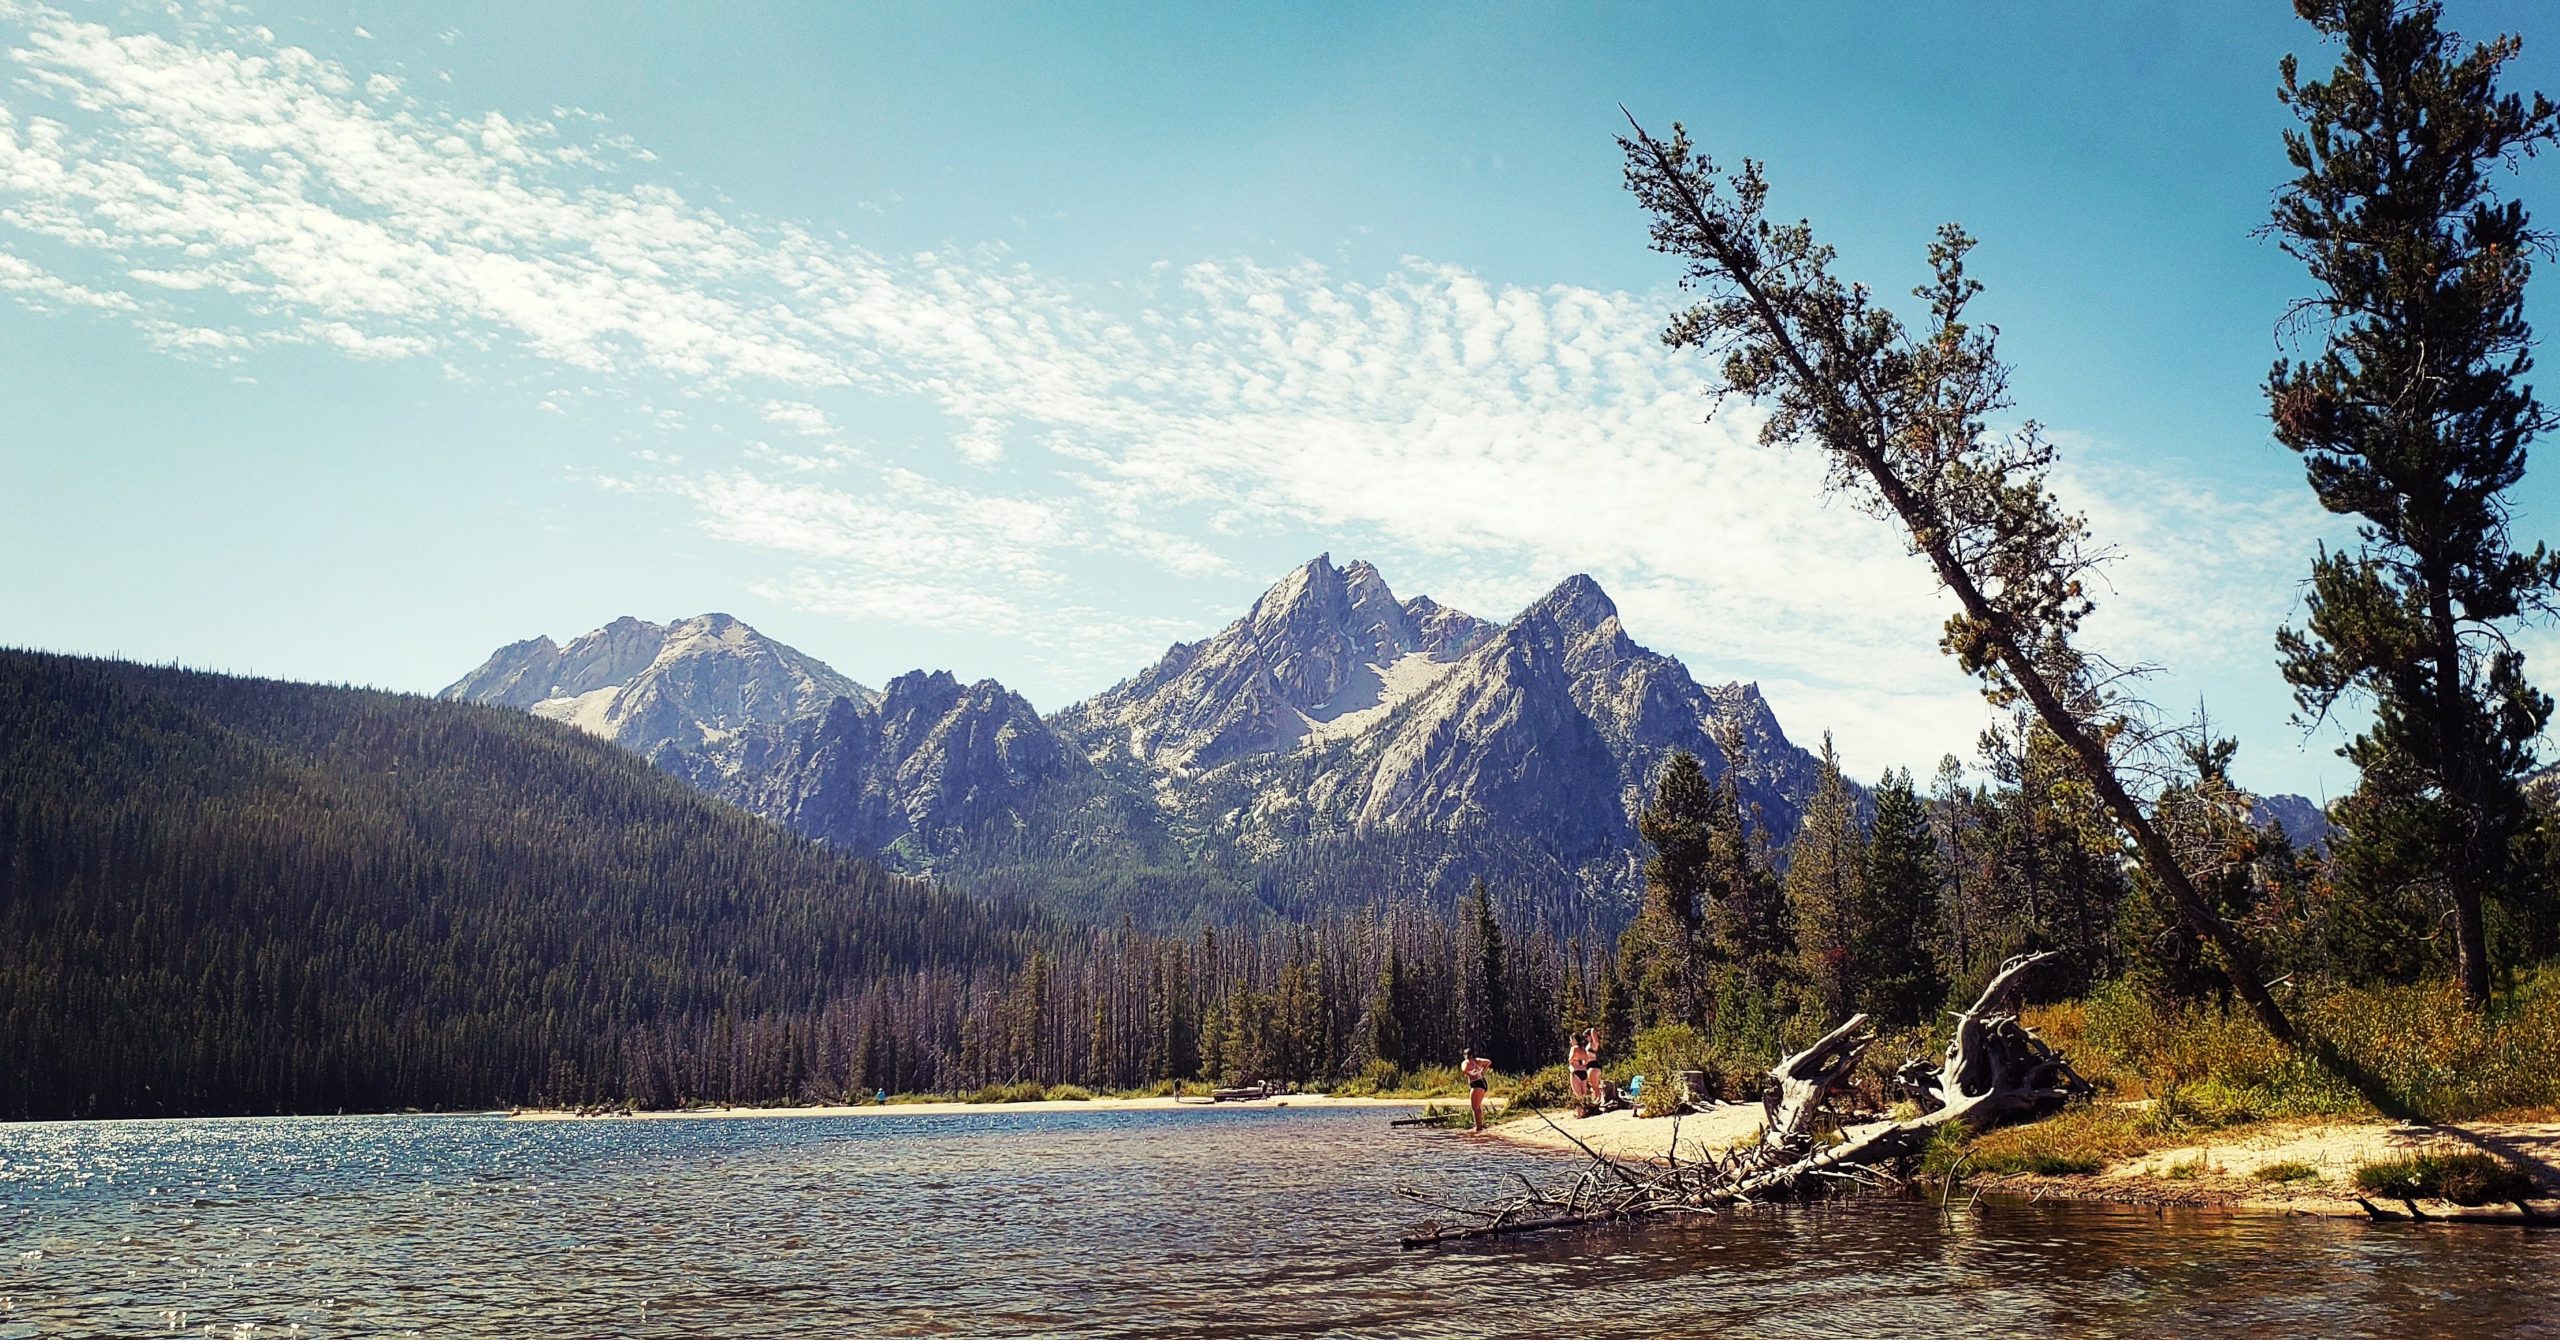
(1401, 953, 2090, 1247)
(1617, 115, 2299, 1049)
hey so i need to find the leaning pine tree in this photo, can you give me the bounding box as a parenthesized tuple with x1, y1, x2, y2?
(2268, 0, 2560, 1004)
(1618, 116, 2301, 1046)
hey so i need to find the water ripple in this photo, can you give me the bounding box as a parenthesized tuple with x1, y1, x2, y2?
(0, 1109, 2555, 1337)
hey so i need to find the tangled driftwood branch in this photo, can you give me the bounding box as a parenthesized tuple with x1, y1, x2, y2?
(1400, 952, 2091, 1248)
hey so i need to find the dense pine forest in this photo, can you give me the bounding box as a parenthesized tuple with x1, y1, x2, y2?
(0, 650, 1036, 1118)
(13, 642, 2560, 1121)
(0, 650, 1587, 1118)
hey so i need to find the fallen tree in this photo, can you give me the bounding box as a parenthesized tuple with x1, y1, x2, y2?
(1399, 952, 2090, 1248)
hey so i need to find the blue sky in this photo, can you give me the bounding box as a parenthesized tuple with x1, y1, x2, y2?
(6, 1, 2560, 799)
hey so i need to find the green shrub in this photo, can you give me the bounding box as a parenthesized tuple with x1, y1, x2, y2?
(2252, 1160, 2321, 1185)
(1502, 1065, 1575, 1116)
(1391, 1063, 1469, 1096)
(2161, 1152, 2214, 1180)
(1341, 1058, 1404, 1096)
(1041, 1084, 1094, 1102)
(1955, 1104, 2149, 1177)
(2353, 1150, 2540, 1205)
(967, 1081, 1047, 1104)
(1635, 1079, 1690, 1119)
(2080, 971, 2560, 1124)
(2139, 1078, 2264, 1136)
(1916, 1121, 1973, 1178)
(1629, 1023, 1708, 1086)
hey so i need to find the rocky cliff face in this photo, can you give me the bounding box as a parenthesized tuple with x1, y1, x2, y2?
(1053, 560, 1824, 897)
(449, 559, 1830, 910)
(439, 613, 874, 790)
(1056, 554, 1496, 771)
(746, 669, 1135, 863)
(2246, 791, 2334, 852)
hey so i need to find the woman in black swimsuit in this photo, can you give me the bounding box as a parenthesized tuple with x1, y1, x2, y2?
(1567, 1029, 1597, 1107)
(1461, 1054, 1491, 1131)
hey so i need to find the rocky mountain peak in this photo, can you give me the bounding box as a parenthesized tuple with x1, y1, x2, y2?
(441, 612, 875, 789)
(1060, 555, 1496, 770)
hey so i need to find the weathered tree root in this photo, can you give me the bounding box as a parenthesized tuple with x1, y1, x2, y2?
(1401, 952, 2092, 1249)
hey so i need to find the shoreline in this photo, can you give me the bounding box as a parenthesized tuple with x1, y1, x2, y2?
(1475, 1105, 2560, 1223)
(509, 1092, 1452, 1121)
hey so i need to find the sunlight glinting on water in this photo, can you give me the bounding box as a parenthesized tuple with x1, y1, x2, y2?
(3, 1108, 2557, 1338)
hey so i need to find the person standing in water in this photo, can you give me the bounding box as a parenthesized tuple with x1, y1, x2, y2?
(1461, 1053, 1492, 1131)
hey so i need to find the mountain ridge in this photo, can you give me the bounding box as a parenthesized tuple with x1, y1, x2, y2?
(439, 557, 2048, 919)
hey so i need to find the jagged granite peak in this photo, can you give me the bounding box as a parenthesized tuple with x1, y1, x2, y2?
(748, 668, 1115, 863)
(1058, 554, 1496, 770)
(1337, 572, 1821, 865)
(455, 562, 1838, 914)
(441, 612, 876, 789)
(1351, 598, 1627, 859)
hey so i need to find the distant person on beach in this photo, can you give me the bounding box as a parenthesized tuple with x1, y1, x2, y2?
(1461, 1053, 1491, 1131)
(1568, 1029, 1598, 1106)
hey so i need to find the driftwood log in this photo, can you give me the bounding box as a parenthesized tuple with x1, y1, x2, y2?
(1400, 952, 2091, 1248)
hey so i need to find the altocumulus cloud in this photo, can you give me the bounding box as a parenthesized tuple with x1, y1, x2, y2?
(0, 2, 2325, 776)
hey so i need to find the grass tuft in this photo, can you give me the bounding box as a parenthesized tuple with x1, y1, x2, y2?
(2352, 1149, 2541, 1205)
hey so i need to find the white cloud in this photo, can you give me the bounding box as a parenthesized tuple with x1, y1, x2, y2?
(0, 3, 2325, 778)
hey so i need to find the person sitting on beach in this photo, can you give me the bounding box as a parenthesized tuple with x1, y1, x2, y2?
(1461, 1054, 1492, 1131)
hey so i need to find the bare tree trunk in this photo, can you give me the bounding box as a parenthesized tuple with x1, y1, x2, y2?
(2432, 582, 2493, 1005)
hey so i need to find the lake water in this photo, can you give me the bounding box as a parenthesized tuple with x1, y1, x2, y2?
(2, 1107, 2556, 1337)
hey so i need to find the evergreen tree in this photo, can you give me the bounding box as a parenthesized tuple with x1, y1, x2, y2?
(1701, 735, 1793, 990)
(1621, 750, 1720, 1027)
(1929, 753, 1983, 980)
(1366, 946, 1406, 1069)
(1461, 877, 1510, 1068)
(1637, 751, 1717, 930)
(1595, 954, 1634, 1055)
(2270, 0, 2560, 1002)
(1859, 767, 1947, 1026)
(1785, 734, 1866, 1020)
(1974, 713, 2130, 996)
(1622, 109, 2300, 1046)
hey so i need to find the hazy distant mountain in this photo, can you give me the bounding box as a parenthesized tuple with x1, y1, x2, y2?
(2245, 791, 2334, 852)
(447, 618, 1169, 888)
(441, 613, 874, 791)
(451, 559, 1831, 916)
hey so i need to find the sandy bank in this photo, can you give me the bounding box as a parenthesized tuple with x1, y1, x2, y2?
(1483, 1103, 2560, 1223)
(1973, 1117, 2560, 1220)
(1482, 1100, 1769, 1163)
(511, 1093, 1447, 1121)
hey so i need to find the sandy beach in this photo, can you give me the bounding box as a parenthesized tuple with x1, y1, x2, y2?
(1973, 1117, 2560, 1218)
(1476, 1102, 2560, 1221)
(1484, 1099, 1770, 1163)
(511, 1093, 1449, 1121)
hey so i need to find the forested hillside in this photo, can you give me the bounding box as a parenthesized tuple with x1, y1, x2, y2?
(0, 650, 1034, 1120)
(0, 650, 1583, 1118)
